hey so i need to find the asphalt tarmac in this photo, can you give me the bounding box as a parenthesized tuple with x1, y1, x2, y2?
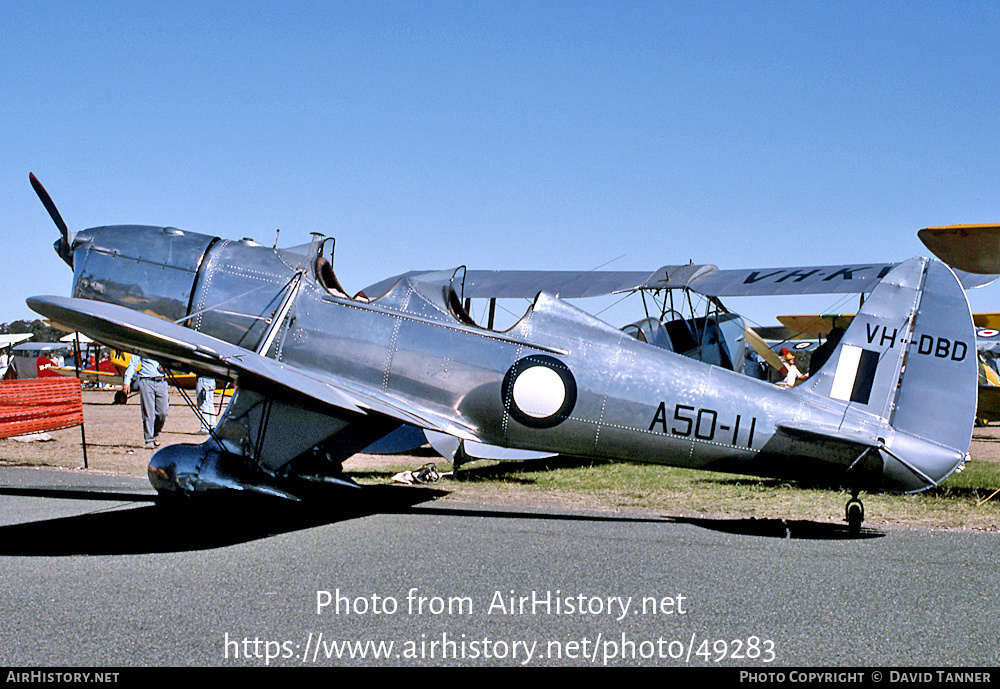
(0, 465, 998, 668)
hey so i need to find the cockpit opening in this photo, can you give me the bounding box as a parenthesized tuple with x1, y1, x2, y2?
(315, 256, 350, 299)
(447, 288, 478, 327)
(310, 235, 374, 302)
(622, 311, 747, 373)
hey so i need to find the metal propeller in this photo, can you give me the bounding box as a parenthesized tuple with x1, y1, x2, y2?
(29, 172, 74, 267)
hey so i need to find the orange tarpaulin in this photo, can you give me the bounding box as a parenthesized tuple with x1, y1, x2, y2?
(0, 378, 84, 439)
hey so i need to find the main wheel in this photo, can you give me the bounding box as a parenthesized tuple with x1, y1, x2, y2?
(846, 499, 864, 535)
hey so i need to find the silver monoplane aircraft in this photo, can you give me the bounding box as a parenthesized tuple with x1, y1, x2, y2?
(26, 174, 980, 533)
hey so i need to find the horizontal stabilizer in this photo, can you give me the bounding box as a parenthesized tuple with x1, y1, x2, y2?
(775, 421, 881, 450)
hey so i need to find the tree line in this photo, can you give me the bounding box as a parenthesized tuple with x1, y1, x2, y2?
(0, 319, 63, 343)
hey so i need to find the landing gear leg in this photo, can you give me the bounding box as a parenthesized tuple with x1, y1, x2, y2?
(845, 492, 865, 535)
(452, 440, 469, 481)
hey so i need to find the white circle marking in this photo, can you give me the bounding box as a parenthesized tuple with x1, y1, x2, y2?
(512, 365, 566, 419)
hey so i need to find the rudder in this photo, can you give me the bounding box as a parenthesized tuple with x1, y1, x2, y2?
(888, 259, 977, 455)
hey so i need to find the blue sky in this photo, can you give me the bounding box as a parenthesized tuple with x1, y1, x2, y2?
(3, 1, 1000, 327)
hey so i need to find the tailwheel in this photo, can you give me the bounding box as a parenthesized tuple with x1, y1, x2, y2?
(845, 495, 865, 535)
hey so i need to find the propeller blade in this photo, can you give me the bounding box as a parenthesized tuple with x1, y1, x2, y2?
(29, 172, 69, 240)
(29, 172, 75, 267)
(745, 326, 784, 373)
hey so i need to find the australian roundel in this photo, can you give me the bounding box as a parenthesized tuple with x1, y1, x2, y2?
(502, 355, 578, 428)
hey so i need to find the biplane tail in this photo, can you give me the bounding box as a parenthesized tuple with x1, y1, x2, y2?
(793, 256, 977, 490)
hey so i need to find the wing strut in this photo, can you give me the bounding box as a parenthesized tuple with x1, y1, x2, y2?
(256, 271, 304, 356)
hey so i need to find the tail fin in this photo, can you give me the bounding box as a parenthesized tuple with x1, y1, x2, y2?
(796, 257, 977, 487)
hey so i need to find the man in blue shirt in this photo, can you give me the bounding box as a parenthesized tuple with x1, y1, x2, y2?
(121, 355, 169, 449)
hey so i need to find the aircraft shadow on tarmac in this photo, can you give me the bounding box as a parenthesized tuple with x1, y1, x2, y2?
(0, 484, 449, 556)
(0, 478, 881, 556)
(0, 483, 691, 556)
(401, 458, 887, 541)
(663, 516, 884, 540)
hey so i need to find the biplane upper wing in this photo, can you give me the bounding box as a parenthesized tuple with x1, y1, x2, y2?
(973, 313, 1000, 330)
(976, 385, 1000, 423)
(774, 314, 856, 337)
(686, 263, 995, 297)
(772, 313, 1000, 339)
(365, 262, 996, 301)
(25, 295, 482, 442)
(363, 264, 717, 299)
(919, 224, 1000, 275)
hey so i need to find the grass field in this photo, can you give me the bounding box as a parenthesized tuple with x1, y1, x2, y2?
(348, 448, 1000, 531)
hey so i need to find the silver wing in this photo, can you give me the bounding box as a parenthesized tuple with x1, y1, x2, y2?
(30, 295, 482, 443)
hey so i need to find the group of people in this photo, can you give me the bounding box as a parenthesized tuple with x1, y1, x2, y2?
(121, 355, 218, 448)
